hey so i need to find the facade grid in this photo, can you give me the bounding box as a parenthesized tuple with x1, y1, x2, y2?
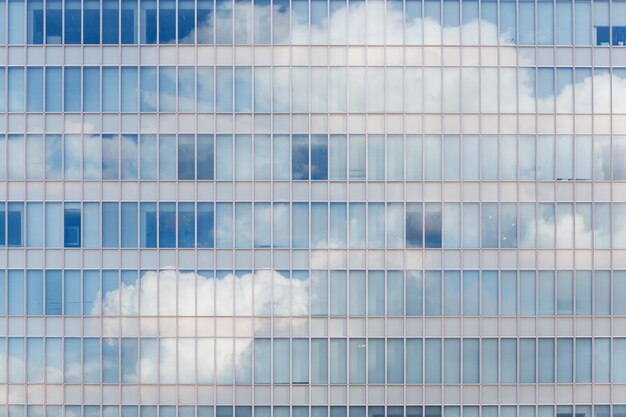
(2, 0, 626, 416)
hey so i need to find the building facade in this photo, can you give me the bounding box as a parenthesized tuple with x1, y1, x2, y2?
(2, 0, 626, 415)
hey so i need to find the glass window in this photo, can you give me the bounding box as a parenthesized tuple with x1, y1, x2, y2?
(349, 271, 366, 316)
(45, 0, 61, 43)
(368, 135, 385, 180)
(273, 203, 290, 248)
(64, 271, 80, 315)
(349, 135, 365, 180)
(615, 339, 626, 382)
(178, 68, 196, 112)
(45, 67, 63, 112)
(176, 0, 194, 42)
(481, 203, 498, 248)
(234, 203, 251, 248)
(158, 203, 175, 248)
(197, 203, 214, 248)
(538, 0, 554, 44)
(368, 271, 385, 316)
(557, 271, 574, 316)
(368, 339, 385, 383)
(103, 0, 120, 43)
(8, 0, 25, 43)
(159, 67, 176, 112)
(8, 68, 25, 112)
(500, 271, 517, 316)
(197, 67, 214, 112)
(330, 203, 347, 248)
(273, 135, 290, 180)
(121, 134, 138, 180)
(463, 339, 479, 383)
(45, 202, 62, 247)
(424, 203, 442, 248)
(216, 67, 233, 112)
(386, 135, 403, 180)
(556, 0, 573, 45)
(0, 69, 7, 112)
(460, 271, 479, 316)
(8, 202, 24, 247)
(122, 67, 138, 112)
(329, 339, 346, 384)
(196, 0, 213, 43)
(519, 339, 536, 383)
(292, 203, 308, 248)
(102, 134, 120, 180)
(461, 203, 478, 248)
(386, 271, 404, 316)
(443, 135, 460, 180)
(253, 67, 270, 112)
(405, 271, 423, 317)
(26, 270, 43, 315)
(140, 67, 157, 111)
(254, 339, 271, 383)
(102, 68, 120, 112)
(8, 270, 25, 315)
(575, 271, 588, 316)
(311, 203, 327, 248)
(27, 0, 44, 44)
(84, 203, 100, 248)
(178, 135, 195, 180)
(252, 135, 270, 180)
(501, 339, 517, 383)
(235, 67, 252, 112)
(482, 271, 498, 316)
(537, 339, 554, 383)
(121, 203, 138, 248)
(368, 203, 384, 248)
(443, 203, 460, 248)
(26, 202, 43, 247)
(139, 135, 157, 180)
(557, 338, 573, 383)
(589, 271, 609, 316)
(8, 135, 25, 180)
(102, 203, 119, 248)
(63, 135, 80, 180)
(444, 271, 461, 316)
(425, 339, 442, 383)
(292, 135, 309, 180)
(197, 134, 214, 180)
(444, 339, 461, 384)
(8, 338, 25, 383)
(27, 339, 43, 384)
(159, 135, 176, 179)
(83, 0, 100, 43)
(482, 339, 498, 383)
(140, 0, 156, 43)
(424, 136, 442, 179)
(406, 339, 423, 383)
(63, 203, 81, 248)
(311, 135, 328, 180)
(349, 203, 365, 248)
(425, 271, 442, 316)
(27, 68, 43, 112)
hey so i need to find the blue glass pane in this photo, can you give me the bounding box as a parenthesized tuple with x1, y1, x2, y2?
(27, 0, 44, 44)
(83, 0, 100, 43)
(64, 0, 81, 43)
(46, 0, 62, 43)
(103, 0, 120, 43)
(45, 270, 62, 314)
(178, 0, 195, 42)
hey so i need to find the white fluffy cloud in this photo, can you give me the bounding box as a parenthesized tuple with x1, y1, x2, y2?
(97, 269, 310, 317)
